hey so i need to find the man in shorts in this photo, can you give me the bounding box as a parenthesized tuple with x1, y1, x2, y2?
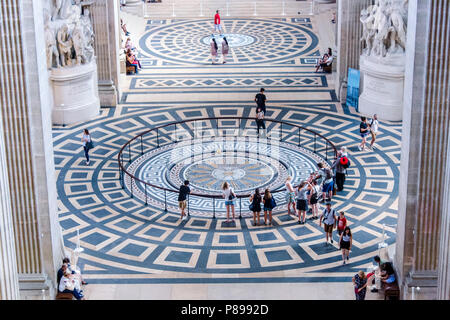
(369, 114, 379, 150)
(178, 180, 190, 221)
(319, 202, 337, 245)
(214, 10, 222, 35)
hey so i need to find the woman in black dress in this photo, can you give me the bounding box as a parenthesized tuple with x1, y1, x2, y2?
(249, 188, 262, 226)
(339, 226, 352, 264)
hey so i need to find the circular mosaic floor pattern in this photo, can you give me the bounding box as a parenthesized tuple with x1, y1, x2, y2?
(124, 138, 325, 217)
(139, 19, 318, 65)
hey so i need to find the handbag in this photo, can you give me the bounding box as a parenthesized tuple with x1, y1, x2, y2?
(249, 203, 255, 211)
(228, 189, 236, 200)
(270, 197, 277, 209)
(86, 140, 94, 150)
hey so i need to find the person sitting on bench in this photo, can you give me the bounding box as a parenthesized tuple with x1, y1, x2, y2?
(315, 54, 333, 73)
(126, 48, 141, 74)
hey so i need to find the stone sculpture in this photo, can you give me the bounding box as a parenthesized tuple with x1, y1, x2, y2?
(45, 0, 95, 69)
(360, 0, 408, 59)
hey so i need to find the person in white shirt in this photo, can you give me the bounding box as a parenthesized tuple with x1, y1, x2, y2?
(285, 176, 296, 215)
(369, 114, 379, 150)
(222, 181, 236, 223)
(59, 269, 84, 300)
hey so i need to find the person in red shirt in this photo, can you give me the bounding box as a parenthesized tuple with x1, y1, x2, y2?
(214, 10, 222, 35)
(336, 211, 347, 236)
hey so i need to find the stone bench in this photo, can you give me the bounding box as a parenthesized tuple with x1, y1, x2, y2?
(380, 272, 400, 300)
(55, 292, 75, 300)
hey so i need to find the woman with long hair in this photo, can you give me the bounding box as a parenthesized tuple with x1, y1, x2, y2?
(296, 181, 312, 224)
(263, 189, 274, 225)
(222, 37, 229, 64)
(211, 36, 218, 64)
(339, 226, 352, 264)
(285, 176, 296, 216)
(81, 129, 91, 165)
(249, 188, 262, 226)
(352, 270, 368, 300)
(309, 179, 320, 219)
(222, 181, 236, 222)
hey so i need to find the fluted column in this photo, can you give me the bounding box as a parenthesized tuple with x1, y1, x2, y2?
(0, 0, 65, 298)
(395, 0, 450, 300)
(438, 127, 450, 299)
(0, 107, 19, 300)
(335, 0, 373, 99)
(91, 0, 121, 107)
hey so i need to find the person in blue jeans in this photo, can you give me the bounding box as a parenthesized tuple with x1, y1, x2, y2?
(81, 129, 91, 165)
(262, 189, 274, 225)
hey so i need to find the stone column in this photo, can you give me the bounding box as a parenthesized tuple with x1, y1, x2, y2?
(438, 131, 450, 299)
(0, 108, 19, 300)
(0, 0, 65, 298)
(395, 0, 450, 300)
(335, 0, 373, 100)
(91, 0, 121, 106)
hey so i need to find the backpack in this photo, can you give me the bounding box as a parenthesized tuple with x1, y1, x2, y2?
(325, 168, 333, 180)
(256, 93, 265, 105)
(340, 156, 350, 169)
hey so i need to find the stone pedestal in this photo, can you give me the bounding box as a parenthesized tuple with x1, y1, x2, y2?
(358, 55, 405, 121)
(51, 60, 100, 125)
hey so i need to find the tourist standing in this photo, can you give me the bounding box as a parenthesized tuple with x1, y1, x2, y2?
(214, 10, 222, 35)
(309, 179, 320, 220)
(81, 129, 92, 165)
(255, 88, 267, 115)
(339, 226, 352, 264)
(319, 202, 337, 245)
(369, 114, 379, 150)
(296, 181, 312, 224)
(331, 150, 348, 192)
(352, 270, 369, 300)
(210, 37, 218, 64)
(249, 188, 262, 226)
(317, 162, 334, 202)
(256, 107, 265, 137)
(178, 180, 190, 221)
(285, 176, 296, 216)
(222, 37, 229, 64)
(222, 181, 236, 222)
(358, 116, 370, 151)
(263, 189, 275, 225)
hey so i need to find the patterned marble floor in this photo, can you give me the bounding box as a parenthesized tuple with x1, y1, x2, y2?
(53, 17, 401, 284)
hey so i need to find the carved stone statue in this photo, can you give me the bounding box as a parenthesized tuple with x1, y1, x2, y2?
(57, 24, 73, 67)
(72, 21, 86, 65)
(44, 11, 60, 69)
(81, 8, 95, 63)
(360, 0, 408, 59)
(53, 0, 72, 20)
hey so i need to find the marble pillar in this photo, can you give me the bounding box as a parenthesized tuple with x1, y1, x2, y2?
(0, 108, 20, 300)
(0, 0, 65, 298)
(335, 0, 373, 100)
(438, 131, 450, 299)
(395, 0, 450, 300)
(91, 0, 121, 107)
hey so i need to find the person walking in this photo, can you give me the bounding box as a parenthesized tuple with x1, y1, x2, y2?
(296, 181, 312, 224)
(317, 162, 334, 202)
(369, 114, 379, 150)
(285, 176, 296, 216)
(178, 180, 190, 221)
(331, 149, 348, 192)
(210, 37, 218, 64)
(256, 107, 265, 137)
(309, 179, 320, 220)
(262, 189, 275, 225)
(222, 181, 236, 223)
(339, 226, 352, 264)
(249, 188, 262, 226)
(319, 202, 337, 245)
(352, 270, 369, 300)
(358, 116, 370, 151)
(214, 10, 222, 35)
(222, 36, 229, 64)
(81, 129, 92, 165)
(336, 211, 347, 237)
(254, 88, 267, 115)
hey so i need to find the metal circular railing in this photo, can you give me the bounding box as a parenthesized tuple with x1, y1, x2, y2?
(118, 117, 338, 216)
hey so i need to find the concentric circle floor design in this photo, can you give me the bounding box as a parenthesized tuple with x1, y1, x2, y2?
(139, 18, 318, 64)
(124, 138, 326, 216)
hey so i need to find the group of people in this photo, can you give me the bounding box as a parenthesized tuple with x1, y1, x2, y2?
(315, 47, 334, 73)
(209, 10, 230, 64)
(359, 114, 379, 151)
(57, 258, 87, 300)
(120, 18, 142, 74)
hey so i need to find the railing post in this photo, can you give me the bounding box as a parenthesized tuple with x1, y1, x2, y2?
(130, 177, 134, 198)
(298, 128, 301, 147)
(164, 189, 167, 212)
(280, 122, 283, 142)
(239, 197, 242, 219)
(314, 134, 317, 153)
(213, 198, 215, 219)
(157, 128, 160, 148)
(140, 135, 144, 155)
(128, 143, 131, 163)
(175, 123, 177, 143)
(325, 142, 328, 162)
(187, 194, 190, 217)
(144, 183, 148, 206)
(121, 153, 124, 189)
